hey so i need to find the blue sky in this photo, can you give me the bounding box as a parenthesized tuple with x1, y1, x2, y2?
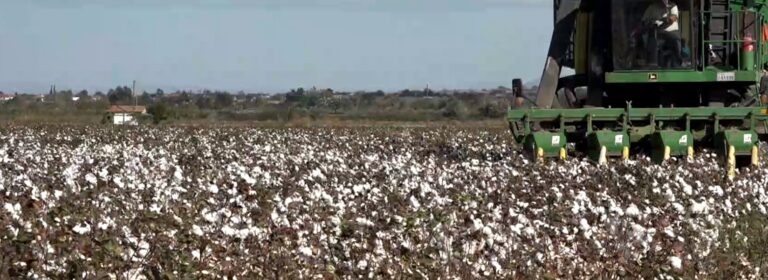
(0, 1, 551, 93)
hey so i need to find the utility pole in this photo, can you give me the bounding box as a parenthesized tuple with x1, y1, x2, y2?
(132, 80, 137, 106)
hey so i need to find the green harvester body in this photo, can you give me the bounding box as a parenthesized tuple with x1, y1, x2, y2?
(508, 0, 768, 174)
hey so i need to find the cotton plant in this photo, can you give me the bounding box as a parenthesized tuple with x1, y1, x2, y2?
(0, 125, 766, 278)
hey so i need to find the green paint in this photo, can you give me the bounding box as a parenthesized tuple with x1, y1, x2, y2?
(650, 131, 694, 163)
(714, 130, 759, 155)
(508, 107, 766, 123)
(586, 130, 629, 161)
(508, 106, 767, 149)
(605, 70, 759, 84)
(524, 131, 566, 159)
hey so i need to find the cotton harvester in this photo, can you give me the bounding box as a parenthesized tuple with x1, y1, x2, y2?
(508, 0, 768, 177)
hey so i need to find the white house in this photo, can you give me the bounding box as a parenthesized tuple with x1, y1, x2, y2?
(107, 105, 147, 125)
(0, 93, 15, 102)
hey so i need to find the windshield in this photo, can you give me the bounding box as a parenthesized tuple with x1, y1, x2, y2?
(612, 0, 693, 70)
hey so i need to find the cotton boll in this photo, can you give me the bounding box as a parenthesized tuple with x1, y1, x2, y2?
(625, 204, 640, 217)
(85, 173, 98, 185)
(298, 246, 313, 256)
(137, 241, 150, 257)
(409, 196, 421, 209)
(690, 200, 708, 214)
(192, 225, 204, 236)
(669, 256, 682, 269)
(72, 223, 91, 235)
(672, 203, 685, 214)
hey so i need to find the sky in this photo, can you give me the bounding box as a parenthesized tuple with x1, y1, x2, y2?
(0, 0, 551, 93)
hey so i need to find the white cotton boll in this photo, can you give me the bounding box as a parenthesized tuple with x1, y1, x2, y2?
(631, 223, 646, 238)
(709, 185, 724, 197)
(510, 223, 523, 235)
(221, 225, 236, 236)
(97, 221, 110, 230)
(664, 188, 676, 202)
(192, 225, 204, 236)
(356, 217, 374, 227)
(310, 169, 326, 181)
(208, 184, 219, 194)
(357, 260, 368, 269)
(571, 203, 581, 214)
(191, 249, 201, 260)
(113, 177, 124, 188)
(38, 190, 49, 201)
(85, 173, 98, 185)
(672, 202, 685, 214)
(609, 205, 625, 216)
(149, 204, 162, 214)
(664, 227, 676, 238)
(579, 218, 591, 231)
(472, 218, 484, 231)
(203, 211, 218, 223)
(626, 204, 640, 217)
(523, 226, 535, 237)
(4, 203, 21, 220)
(669, 256, 682, 269)
(98, 168, 109, 179)
(682, 184, 693, 196)
(352, 184, 365, 194)
(299, 246, 313, 256)
(137, 241, 150, 257)
(409, 166, 419, 175)
(409, 196, 421, 209)
(482, 226, 493, 238)
(240, 172, 256, 185)
(72, 223, 91, 235)
(690, 200, 708, 214)
(173, 167, 184, 181)
(401, 240, 413, 250)
(248, 226, 263, 237)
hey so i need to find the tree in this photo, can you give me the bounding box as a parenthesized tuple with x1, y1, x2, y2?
(214, 92, 234, 109)
(147, 103, 170, 124)
(195, 96, 213, 110)
(108, 86, 133, 105)
(140, 92, 153, 105)
(442, 98, 468, 119)
(479, 101, 506, 118)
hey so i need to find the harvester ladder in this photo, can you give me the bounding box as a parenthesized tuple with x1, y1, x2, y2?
(705, 0, 732, 67)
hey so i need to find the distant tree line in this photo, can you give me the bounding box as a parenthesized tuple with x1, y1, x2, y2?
(0, 85, 528, 124)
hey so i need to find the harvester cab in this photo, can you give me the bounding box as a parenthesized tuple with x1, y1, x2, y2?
(509, 0, 768, 177)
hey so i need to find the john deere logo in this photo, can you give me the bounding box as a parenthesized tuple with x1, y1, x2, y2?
(649, 73, 658, 81)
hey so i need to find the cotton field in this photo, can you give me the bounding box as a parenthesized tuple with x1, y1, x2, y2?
(1, 125, 767, 279)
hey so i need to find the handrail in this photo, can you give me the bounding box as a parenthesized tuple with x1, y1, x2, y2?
(699, 10, 763, 71)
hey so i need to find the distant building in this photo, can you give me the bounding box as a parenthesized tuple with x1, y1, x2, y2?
(0, 93, 14, 102)
(106, 105, 147, 125)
